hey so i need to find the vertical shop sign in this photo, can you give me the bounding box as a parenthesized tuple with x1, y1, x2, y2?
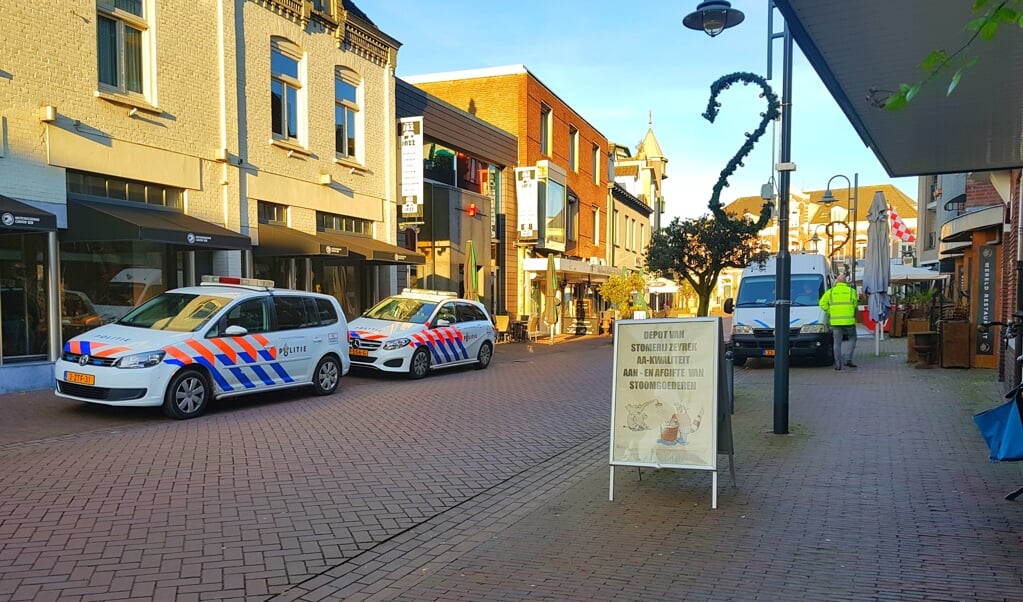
(515, 167, 538, 240)
(399, 117, 424, 218)
(976, 246, 996, 355)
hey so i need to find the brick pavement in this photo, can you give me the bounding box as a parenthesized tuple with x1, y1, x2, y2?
(0, 329, 1021, 601)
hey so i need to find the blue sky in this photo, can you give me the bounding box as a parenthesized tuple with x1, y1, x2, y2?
(358, 0, 918, 221)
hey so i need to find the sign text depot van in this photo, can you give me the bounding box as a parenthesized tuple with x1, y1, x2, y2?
(723, 253, 836, 367)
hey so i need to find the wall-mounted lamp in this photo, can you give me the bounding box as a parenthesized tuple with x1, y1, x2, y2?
(39, 105, 57, 123)
(319, 173, 333, 185)
(287, 150, 295, 158)
(128, 107, 139, 117)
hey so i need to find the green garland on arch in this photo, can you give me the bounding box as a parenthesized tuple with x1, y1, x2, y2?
(703, 72, 781, 236)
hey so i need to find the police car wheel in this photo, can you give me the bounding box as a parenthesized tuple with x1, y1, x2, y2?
(313, 355, 341, 395)
(162, 369, 210, 419)
(474, 341, 493, 370)
(409, 347, 430, 379)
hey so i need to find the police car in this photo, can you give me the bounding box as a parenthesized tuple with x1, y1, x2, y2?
(54, 276, 351, 419)
(348, 289, 495, 378)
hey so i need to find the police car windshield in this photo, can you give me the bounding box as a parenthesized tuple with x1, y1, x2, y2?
(118, 292, 230, 332)
(364, 297, 436, 324)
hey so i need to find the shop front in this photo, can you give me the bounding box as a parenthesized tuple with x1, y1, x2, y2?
(0, 194, 60, 391)
(254, 224, 425, 320)
(60, 198, 252, 337)
(521, 256, 616, 336)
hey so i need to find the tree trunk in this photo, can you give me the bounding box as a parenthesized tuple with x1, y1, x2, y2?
(697, 294, 711, 317)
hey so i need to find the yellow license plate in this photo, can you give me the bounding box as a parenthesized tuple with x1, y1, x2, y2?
(764, 349, 775, 357)
(350, 348, 369, 356)
(65, 371, 95, 385)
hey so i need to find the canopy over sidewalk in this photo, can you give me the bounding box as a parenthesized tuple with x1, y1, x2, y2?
(855, 263, 947, 284)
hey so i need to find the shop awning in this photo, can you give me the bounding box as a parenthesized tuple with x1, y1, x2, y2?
(775, 0, 1023, 177)
(253, 225, 425, 265)
(253, 224, 351, 257)
(64, 200, 251, 250)
(339, 232, 425, 265)
(0, 194, 57, 231)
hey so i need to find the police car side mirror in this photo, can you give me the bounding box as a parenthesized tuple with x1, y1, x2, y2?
(434, 319, 451, 328)
(225, 324, 248, 336)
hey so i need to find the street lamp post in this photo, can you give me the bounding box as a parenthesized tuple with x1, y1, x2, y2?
(684, 0, 794, 434)
(820, 173, 859, 290)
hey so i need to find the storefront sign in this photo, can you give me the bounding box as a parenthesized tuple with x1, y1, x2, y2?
(609, 318, 731, 508)
(1, 211, 42, 228)
(515, 167, 538, 240)
(976, 246, 996, 355)
(185, 232, 213, 245)
(320, 244, 349, 256)
(400, 117, 424, 218)
(610, 318, 718, 470)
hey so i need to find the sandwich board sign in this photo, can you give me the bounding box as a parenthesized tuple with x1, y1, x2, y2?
(609, 317, 733, 508)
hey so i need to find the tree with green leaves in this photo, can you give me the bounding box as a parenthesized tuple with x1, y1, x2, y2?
(598, 270, 647, 318)
(645, 214, 768, 317)
(883, 0, 1022, 110)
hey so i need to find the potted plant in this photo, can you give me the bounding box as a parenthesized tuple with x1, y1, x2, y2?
(907, 288, 938, 319)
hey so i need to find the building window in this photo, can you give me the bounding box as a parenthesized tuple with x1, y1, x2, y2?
(67, 170, 182, 208)
(97, 0, 148, 96)
(569, 127, 579, 171)
(593, 207, 600, 246)
(539, 104, 551, 156)
(258, 201, 288, 225)
(335, 67, 359, 159)
(316, 211, 370, 235)
(639, 223, 646, 252)
(271, 38, 303, 142)
(593, 144, 602, 185)
(613, 209, 620, 246)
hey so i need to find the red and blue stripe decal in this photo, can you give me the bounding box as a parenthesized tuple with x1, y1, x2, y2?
(411, 327, 466, 363)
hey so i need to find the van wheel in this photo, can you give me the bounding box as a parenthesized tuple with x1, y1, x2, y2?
(732, 355, 747, 367)
(162, 369, 210, 419)
(313, 355, 341, 395)
(475, 342, 493, 370)
(409, 347, 430, 379)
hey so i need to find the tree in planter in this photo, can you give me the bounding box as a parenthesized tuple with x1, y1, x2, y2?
(598, 271, 647, 319)
(645, 214, 769, 317)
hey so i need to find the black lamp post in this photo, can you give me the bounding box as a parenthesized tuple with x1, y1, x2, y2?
(685, 0, 794, 434)
(820, 173, 859, 289)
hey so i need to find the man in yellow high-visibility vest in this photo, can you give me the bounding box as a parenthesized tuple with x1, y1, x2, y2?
(820, 273, 858, 370)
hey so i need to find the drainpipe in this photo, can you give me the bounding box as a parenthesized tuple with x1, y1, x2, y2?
(1015, 170, 1023, 385)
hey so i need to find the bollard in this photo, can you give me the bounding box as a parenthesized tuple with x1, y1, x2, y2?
(724, 349, 735, 415)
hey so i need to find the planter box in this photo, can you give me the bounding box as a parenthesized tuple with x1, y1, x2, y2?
(906, 318, 931, 363)
(940, 320, 971, 368)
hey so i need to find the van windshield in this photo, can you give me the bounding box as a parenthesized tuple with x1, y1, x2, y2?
(736, 275, 825, 307)
(118, 292, 230, 332)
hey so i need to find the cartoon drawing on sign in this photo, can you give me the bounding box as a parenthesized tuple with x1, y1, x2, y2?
(624, 398, 662, 431)
(658, 405, 702, 446)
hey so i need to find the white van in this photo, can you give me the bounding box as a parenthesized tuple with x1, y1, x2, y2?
(723, 253, 836, 367)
